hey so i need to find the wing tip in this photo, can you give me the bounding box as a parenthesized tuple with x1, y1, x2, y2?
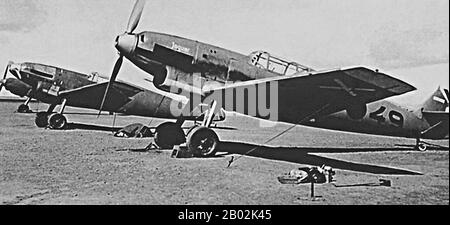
(344, 67, 417, 95)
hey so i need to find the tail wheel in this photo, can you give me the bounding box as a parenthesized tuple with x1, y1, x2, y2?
(416, 143, 427, 152)
(187, 126, 220, 157)
(154, 122, 186, 149)
(35, 112, 50, 128)
(47, 113, 67, 130)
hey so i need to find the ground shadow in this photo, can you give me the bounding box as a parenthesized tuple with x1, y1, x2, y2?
(65, 123, 122, 132)
(63, 122, 236, 133)
(218, 141, 423, 175)
(333, 182, 387, 188)
(15, 111, 114, 116)
(395, 144, 449, 151)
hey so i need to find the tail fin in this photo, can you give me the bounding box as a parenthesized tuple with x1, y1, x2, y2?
(417, 86, 449, 113)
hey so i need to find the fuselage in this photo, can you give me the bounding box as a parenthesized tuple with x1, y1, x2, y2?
(304, 100, 446, 140)
(118, 32, 314, 92)
(3, 62, 224, 121)
(115, 31, 448, 141)
(6, 62, 97, 104)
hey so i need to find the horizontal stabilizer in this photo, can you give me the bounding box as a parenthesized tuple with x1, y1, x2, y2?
(422, 111, 449, 124)
(421, 110, 449, 139)
(343, 67, 416, 95)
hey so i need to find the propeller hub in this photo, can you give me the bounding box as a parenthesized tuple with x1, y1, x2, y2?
(115, 33, 138, 56)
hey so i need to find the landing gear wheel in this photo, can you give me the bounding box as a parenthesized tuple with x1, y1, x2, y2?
(35, 112, 50, 128)
(187, 126, 220, 157)
(47, 113, 67, 130)
(17, 104, 30, 113)
(416, 143, 427, 152)
(154, 122, 186, 149)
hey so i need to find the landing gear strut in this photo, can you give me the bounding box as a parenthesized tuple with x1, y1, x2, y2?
(47, 113, 67, 130)
(187, 100, 221, 157)
(35, 99, 68, 130)
(35, 103, 56, 128)
(187, 126, 219, 157)
(153, 100, 221, 157)
(17, 97, 32, 113)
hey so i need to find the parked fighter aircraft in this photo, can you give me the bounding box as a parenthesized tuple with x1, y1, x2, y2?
(97, 0, 446, 157)
(0, 61, 224, 131)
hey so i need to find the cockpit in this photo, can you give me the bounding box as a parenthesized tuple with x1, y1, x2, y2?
(21, 63, 57, 79)
(249, 51, 314, 76)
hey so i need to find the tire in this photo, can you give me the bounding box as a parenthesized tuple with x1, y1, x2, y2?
(154, 122, 186, 149)
(346, 103, 367, 120)
(18, 104, 30, 113)
(35, 112, 49, 128)
(416, 143, 427, 152)
(187, 126, 220, 157)
(47, 113, 67, 130)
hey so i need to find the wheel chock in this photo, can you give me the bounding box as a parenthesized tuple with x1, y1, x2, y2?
(171, 144, 193, 158)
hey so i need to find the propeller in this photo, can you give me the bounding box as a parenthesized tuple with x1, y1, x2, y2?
(127, 0, 146, 34)
(97, 56, 123, 117)
(0, 63, 12, 92)
(97, 0, 146, 117)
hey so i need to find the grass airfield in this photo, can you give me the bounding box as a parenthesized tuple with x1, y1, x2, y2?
(0, 101, 448, 205)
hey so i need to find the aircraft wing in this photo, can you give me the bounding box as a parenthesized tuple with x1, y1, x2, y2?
(203, 67, 416, 124)
(58, 81, 144, 112)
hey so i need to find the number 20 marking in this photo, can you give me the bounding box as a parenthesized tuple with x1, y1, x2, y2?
(369, 106, 404, 128)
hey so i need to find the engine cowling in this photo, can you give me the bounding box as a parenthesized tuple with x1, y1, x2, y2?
(153, 65, 204, 96)
(3, 78, 32, 97)
(152, 66, 168, 89)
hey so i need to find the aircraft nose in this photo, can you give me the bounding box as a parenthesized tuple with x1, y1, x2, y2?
(115, 33, 138, 55)
(8, 63, 22, 79)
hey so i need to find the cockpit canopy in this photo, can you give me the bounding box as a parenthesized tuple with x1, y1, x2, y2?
(21, 63, 57, 79)
(22, 63, 57, 75)
(249, 51, 314, 76)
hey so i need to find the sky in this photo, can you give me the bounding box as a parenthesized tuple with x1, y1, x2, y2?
(0, 0, 448, 107)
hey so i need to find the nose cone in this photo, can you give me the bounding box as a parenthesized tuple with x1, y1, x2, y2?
(115, 33, 138, 55)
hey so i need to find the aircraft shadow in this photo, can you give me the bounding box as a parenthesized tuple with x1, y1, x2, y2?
(395, 144, 449, 151)
(64, 122, 236, 133)
(218, 141, 423, 175)
(16, 111, 114, 116)
(65, 123, 122, 132)
(332, 182, 387, 188)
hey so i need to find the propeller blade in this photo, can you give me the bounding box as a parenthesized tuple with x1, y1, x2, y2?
(98, 56, 124, 117)
(1, 64, 10, 92)
(126, 0, 146, 34)
(3, 64, 9, 80)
